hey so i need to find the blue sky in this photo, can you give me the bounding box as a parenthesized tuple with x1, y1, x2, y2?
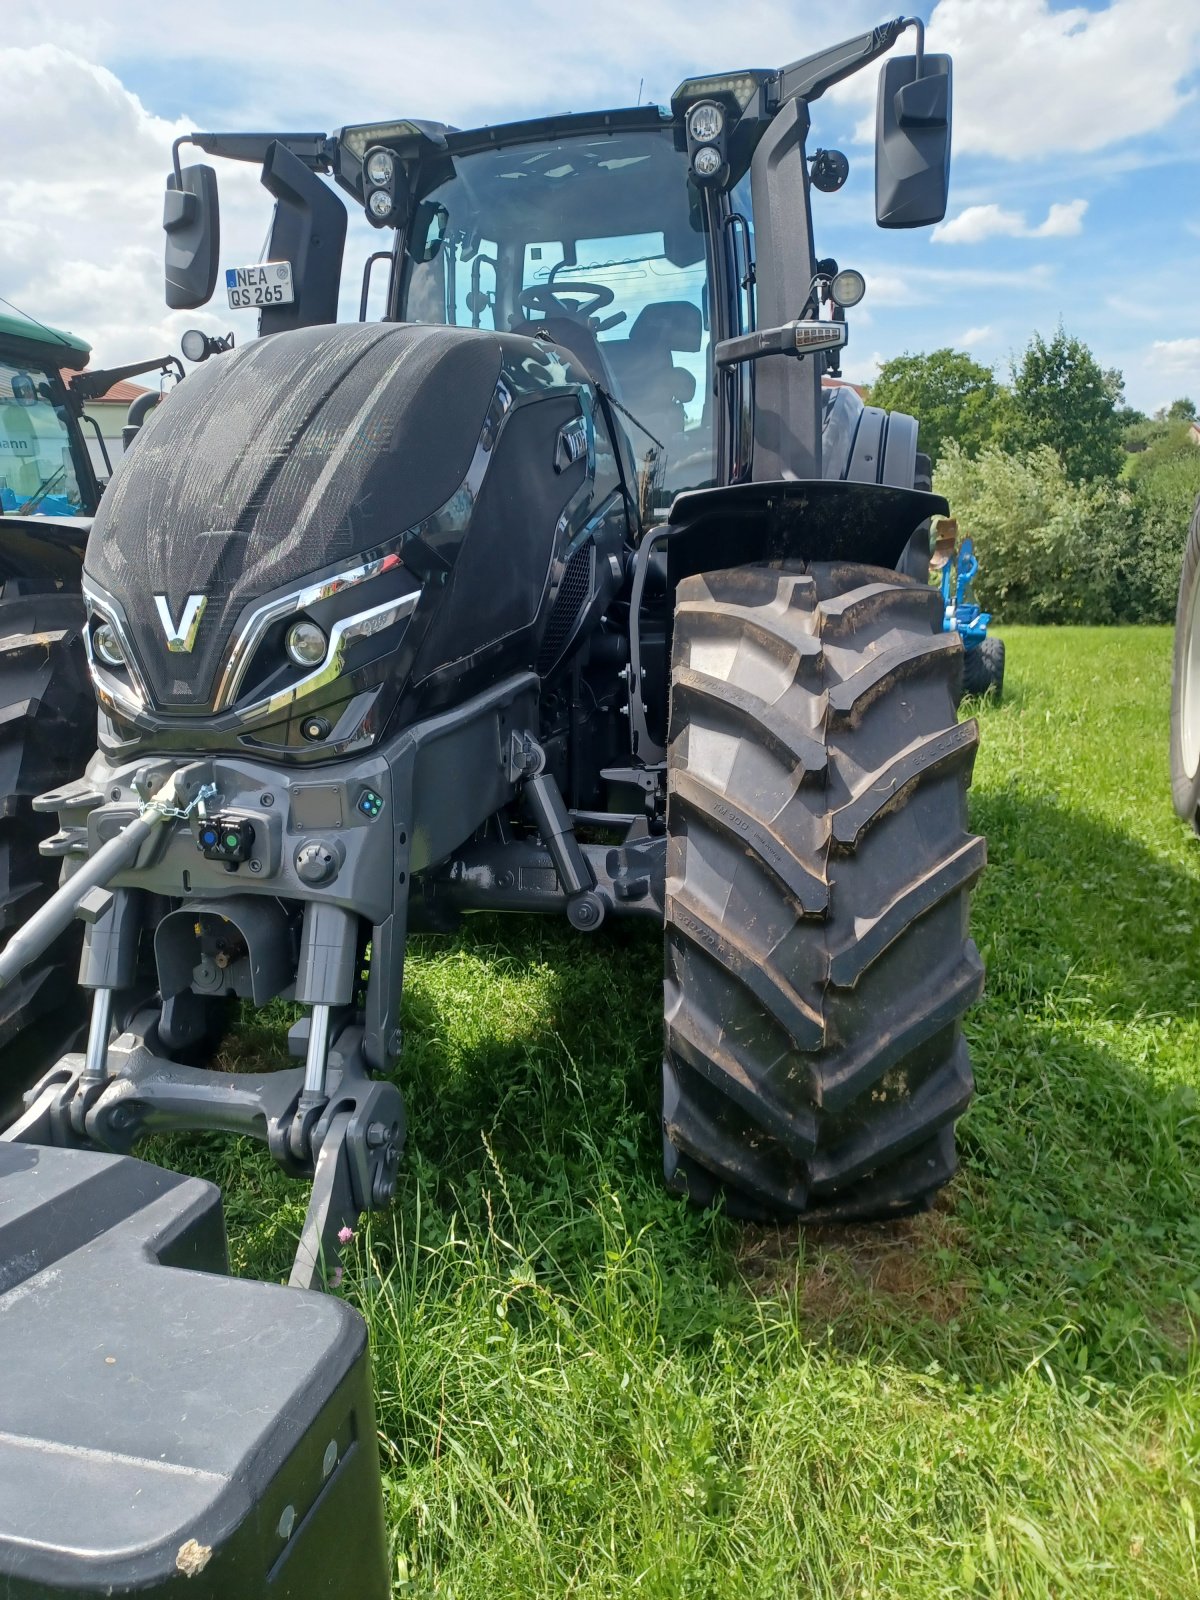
(3, 0, 1198, 413)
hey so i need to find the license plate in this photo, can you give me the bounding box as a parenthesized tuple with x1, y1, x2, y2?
(226, 262, 294, 309)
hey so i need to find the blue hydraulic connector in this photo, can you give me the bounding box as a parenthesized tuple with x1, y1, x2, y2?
(940, 536, 990, 655)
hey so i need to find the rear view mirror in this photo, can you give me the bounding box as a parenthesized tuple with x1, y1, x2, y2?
(410, 201, 449, 263)
(163, 162, 220, 309)
(874, 52, 952, 228)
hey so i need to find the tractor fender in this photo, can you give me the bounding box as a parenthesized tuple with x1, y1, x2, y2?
(0, 512, 88, 585)
(661, 478, 947, 592)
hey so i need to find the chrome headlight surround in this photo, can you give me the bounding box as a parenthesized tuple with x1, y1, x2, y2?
(82, 578, 151, 719)
(242, 589, 421, 722)
(213, 551, 409, 712)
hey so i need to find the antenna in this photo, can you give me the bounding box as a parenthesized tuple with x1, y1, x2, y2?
(637, 77, 644, 105)
(0, 294, 65, 346)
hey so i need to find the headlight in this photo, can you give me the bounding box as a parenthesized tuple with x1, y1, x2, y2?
(692, 145, 723, 179)
(285, 619, 328, 667)
(365, 148, 395, 188)
(830, 269, 867, 308)
(687, 102, 724, 142)
(94, 622, 125, 667)
(367, 188, 394, 221)
(181, 328, 209, 363)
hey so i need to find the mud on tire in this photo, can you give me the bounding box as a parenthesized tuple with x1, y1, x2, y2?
(0, 581, 93, 1112)
(662, 561, 985, 1221)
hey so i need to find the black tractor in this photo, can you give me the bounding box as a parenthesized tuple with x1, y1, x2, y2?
(1, 17, 981, 1288)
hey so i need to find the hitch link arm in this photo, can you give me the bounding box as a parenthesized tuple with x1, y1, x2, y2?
(0, 767, 203, 994)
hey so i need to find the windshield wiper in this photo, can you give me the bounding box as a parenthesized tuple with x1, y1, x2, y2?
(15, 464, 67, 517)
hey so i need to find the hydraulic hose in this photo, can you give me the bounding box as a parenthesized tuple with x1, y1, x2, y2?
(0, 766, 198, 992)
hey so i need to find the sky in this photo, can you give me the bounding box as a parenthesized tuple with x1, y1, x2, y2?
(3, 0, 1198, 415)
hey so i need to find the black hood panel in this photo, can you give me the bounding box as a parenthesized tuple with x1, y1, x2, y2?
(85, 322, 503, 709)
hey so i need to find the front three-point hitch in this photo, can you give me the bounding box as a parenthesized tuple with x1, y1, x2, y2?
(0, 765, 404, 1289)
(7, 1012, 404, 1289)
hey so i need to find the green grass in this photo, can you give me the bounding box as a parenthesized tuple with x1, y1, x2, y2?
(162, 627, 1200, 1597)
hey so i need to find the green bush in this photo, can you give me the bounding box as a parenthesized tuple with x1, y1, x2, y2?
(934, 443, 1127, 623)
(935, 439, 1200, 624)
(1120, 443, 1200, 621)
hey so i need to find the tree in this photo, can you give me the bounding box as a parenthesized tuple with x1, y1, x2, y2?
(1000, 326, 1125, 484)
(868, 347, 1003, 466)
(1165, 397, 1197, 422)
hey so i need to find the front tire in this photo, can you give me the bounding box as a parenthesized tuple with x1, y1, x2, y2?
(1170, 494, 1200, 832)
(662, 562, 985, 1221)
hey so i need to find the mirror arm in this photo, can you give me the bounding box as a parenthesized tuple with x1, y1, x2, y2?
(183, 131, 333, 172)
(68, 355, 183, 406)
(908, 16, 925, 77)
(774, 15, 913, 105)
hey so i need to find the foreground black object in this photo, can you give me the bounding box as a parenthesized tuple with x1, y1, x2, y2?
(0, 1143, 389, 1598)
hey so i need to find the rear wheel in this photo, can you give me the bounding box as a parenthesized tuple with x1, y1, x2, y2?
(1170, 494, 1200, 832)
(962, 636, 1005, 700)
(662, 561, 984, 1221)
(0, 581, 94, 1114)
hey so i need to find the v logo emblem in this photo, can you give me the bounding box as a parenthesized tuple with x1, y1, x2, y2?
(154, 593, 207, 653)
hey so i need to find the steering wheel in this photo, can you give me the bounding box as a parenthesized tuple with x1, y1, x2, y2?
(517, 281, 615, 322)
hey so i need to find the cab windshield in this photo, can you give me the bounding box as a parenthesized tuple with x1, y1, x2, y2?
(0, 361, 84, 516)
(402, 127, 714, 501)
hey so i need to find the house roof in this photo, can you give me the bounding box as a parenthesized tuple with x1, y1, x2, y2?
(83, 377, 153, 404)
(822, 377, 869, 399)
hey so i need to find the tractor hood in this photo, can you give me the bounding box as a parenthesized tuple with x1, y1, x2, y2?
(82, 321, 610, 762)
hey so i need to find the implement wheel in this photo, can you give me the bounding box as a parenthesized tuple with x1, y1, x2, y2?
(662, 561, 985, 1221)
(962, 636, 1005, 701)
(1170, 493, 1200, 833)
(0, 581, 93, 1113)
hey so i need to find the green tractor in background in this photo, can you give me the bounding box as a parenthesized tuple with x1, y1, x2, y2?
(0, 310, 178, 1103)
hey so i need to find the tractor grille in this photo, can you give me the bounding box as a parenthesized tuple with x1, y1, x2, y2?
(538, 540, 593, 673)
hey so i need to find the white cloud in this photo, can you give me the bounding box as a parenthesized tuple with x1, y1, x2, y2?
(1033, 201, 1089, 238)
(837, 0, 1200, 159)
(933, 206, 1024, 245)
(933, 199, 1087, 245)
(839, 350, 886, 386)
(959, 326, 993, 347)
(858, 272, 921, 307)
(1150, 339, 1200, 377)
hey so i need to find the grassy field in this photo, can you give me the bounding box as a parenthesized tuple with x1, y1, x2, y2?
(180, 626, 1200, 1597)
